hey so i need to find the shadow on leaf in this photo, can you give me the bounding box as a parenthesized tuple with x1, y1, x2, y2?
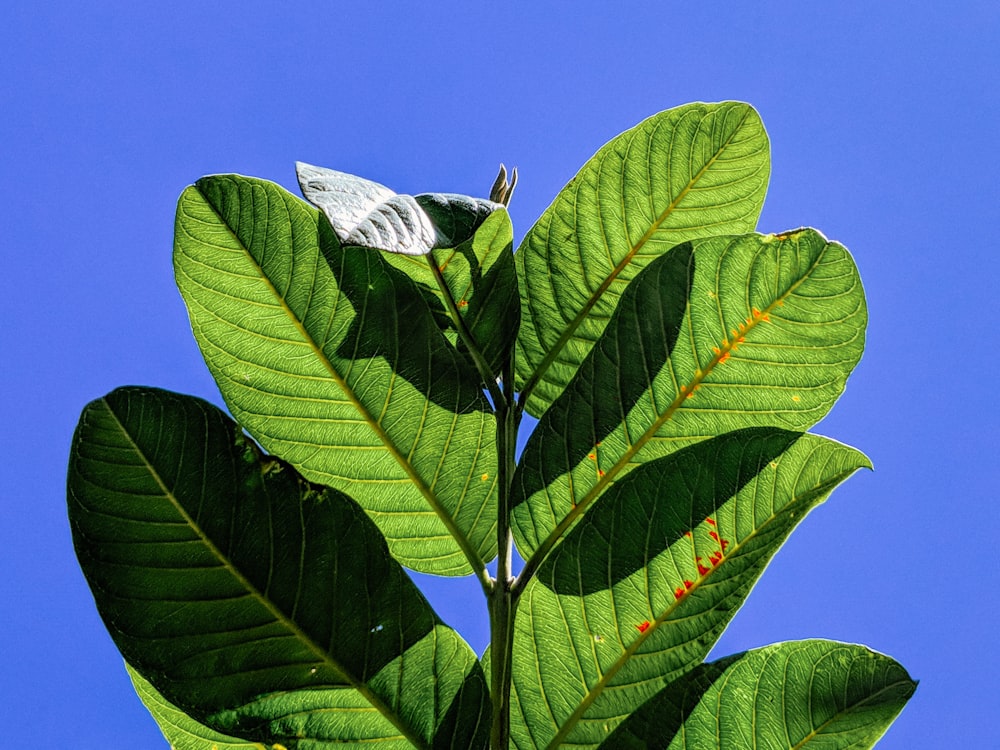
(538, 427, 801, 595)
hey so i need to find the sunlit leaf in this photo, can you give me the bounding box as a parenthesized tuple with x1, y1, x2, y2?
(68, 387, 489, 749)
(297, 162, 497, 255)
(600, 641, 916, 749)
(174, 174, 497, 575)
(515, 101, 770, 415)
(508, 429, 870, 749)
(128, 665, 272, 750)
(512, 229, 866, 558)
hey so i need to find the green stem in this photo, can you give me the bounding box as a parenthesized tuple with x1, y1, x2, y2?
(490, 357, 520, 750)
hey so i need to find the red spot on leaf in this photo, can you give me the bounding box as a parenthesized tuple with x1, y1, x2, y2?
(684, 580, 694, 590)
(684, 531, 692, 538)
(721, 538, 730, 551)
(698, 562, 711, 575)
(709, 530, 720, 543)
(674, 587, 685, 600)
(457, 299, 468, 308)
(705, 518, 717, 526)
(637, 620, 651, 633)
(597, 469, 605, 477)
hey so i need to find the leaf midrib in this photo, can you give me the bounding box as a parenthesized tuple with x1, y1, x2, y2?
(98, 397, 431, 750)
(519, 107, 754, 409)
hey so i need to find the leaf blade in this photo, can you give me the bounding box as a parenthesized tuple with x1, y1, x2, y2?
(378, 208, 520, 382)
(513, 229, 867, 559)
(600, 640, 916, 749)
(68, 387, 489, 749)
(173, 174, 498, 575)
(515, 101, 770, 415)
(508, 429, 870, 749)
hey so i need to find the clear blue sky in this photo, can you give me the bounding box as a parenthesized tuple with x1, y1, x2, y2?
(2, 2, 997, 747)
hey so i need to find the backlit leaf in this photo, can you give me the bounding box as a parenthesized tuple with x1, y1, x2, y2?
(508, 429, 870, 749)
(174, 174, 497, 575)
(512, 229, 866, 558)
(515, 101, 770, 415)
(600, 641, 916, 749)
(68, 387, 489, 749)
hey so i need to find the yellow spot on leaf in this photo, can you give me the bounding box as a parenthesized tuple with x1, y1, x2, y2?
(481, 473, 489, 481)
(792, 395, 801, 402)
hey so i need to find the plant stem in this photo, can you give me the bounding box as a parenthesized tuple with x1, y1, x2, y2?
(490, 357, 519, 750)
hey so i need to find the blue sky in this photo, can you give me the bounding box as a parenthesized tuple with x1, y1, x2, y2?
(2, 2, 997, 747)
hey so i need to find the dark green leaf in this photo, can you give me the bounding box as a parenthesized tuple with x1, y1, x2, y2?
(513, 230, 867, 559)
(128, 664, 274, 750)
(508, 429, 870, 749)
(516, 101, 770, 415)
(379, 209, 520, 382)
(600, 640, 916, 749)
(68, 387, 489, 749)
(174, 174, 497, 575)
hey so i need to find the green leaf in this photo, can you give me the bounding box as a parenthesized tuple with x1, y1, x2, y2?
(298, 163, 520, 384)
(68, 387, 489, 749)
(173, 174, 498, 576)
(512, 229, 866, 559)
(508, 428, 870, 749)
(515, 101, 770, 416)
(128, 664, 273, 750)
(599, 640, 916, 749)
(380, 209, 520, 382)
